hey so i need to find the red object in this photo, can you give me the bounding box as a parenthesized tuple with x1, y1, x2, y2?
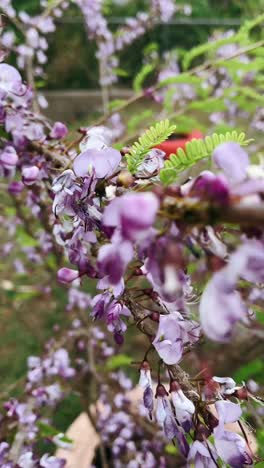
(156, 130, 203, 159)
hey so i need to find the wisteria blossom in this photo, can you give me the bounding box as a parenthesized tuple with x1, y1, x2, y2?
(0, 3, 264, 466)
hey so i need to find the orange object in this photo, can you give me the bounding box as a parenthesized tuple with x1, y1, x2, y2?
(156, 130, 203, 159)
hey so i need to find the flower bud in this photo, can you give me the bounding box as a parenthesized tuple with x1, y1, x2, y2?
(8, 181, 24, 195)
(139, 360, 151, 389)
(170, 381, 195, 432)
(233, 386, 249, 400)
(57, 267, 79, 284)
(155, 383, 168, 398)
(117, 170, 134, 187)
(0, 146, 18, 168)
(50, 121, 68, 139)
(22, 165, 39, 185)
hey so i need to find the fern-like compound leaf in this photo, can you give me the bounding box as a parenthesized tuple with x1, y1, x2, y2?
(126, 119, 177, 174)
(159, 131, 253, 185)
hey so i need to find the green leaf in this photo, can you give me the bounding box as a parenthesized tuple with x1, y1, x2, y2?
(126, 119, 177, 174)
(16, 227, 39, 247)
(165, 444, 178, 455)
(37, 422, 72, 445)
(106, 354, 131, 370)
(157, 73, 202, 88)
(234, 359, 264, 383)
(160, 131, 253, 185)
(189, 97, 227, 113)
(127, 109, 154, 133)
(113, 68, 129, 78)
(108, 99, 126, 112)
(133, 63, 156, 92)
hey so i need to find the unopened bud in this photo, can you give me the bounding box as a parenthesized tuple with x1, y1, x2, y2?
(57, 267, 79, 284)
(234, 386, 249, 400)
(117, 170, 134, 187)
(155, 384, 168, 398)
(22, 165, 40, 185)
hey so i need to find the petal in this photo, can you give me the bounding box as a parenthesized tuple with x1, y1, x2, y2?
(213, 142, 249, 183)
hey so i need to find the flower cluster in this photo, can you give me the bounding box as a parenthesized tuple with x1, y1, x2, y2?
(1, 10, 264, 464)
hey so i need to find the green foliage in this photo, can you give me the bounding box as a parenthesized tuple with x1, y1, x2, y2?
(182, 13, 264, 70)
(160, 131, 253, 185)
(37, 422, 72, 445)
(257, 430, 264, 459)
(108, 99, 126, 112)
(16, 226, 39, 248)
(234, 358, 264, 383)
(165, 444, 178, 455)
(157, 73, 203, 89)
(126, 119, 177, 174)
(133, 63, 156, 92)
(106, 354, 131, 370)
(127, 109, 154, 133)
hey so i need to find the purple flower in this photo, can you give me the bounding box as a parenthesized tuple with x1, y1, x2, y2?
(188, 440, 218, 467)
(8, 181, 24, 195)
(18, 451, 35, 467)
(139, 361, 152, 389)
(214, 401, 242, 439)
(40, 454, 66, 468)
(0, 63, 25, 95)
(50, 122, 68, 139)
(57, 267, 79, 284)
(73, 147, 121, 178)
(52, 169, 86, 216)
(0, 146, 18, 169)
(214, 432, 252, 468)
(49, 348, 75, 378)
(155, 385, 189, 455)
(152, 313, 197, 365)
(153, 315, 184, 364)
(199, 270, 247, 342)
(213, 142, 249, 183)
(137, 148, 165, 176)
(189, 170, 230, 204)
(79, 126, 113, 152)
(200, 240, 264, 341)
(143, 386, 154, 418)
(103, 192, 159, 241)
(91, 291, 112, 320)
(16, 403, 36, 425)
(170, 381, 195, 432)
(0, 442, 9, 465)
(98, 240, 133, 285)
(226, 240, 264, 284)
(22, 165, 40, 185)
(106, 301, 131, 343)
(212, 376, 236, 396)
